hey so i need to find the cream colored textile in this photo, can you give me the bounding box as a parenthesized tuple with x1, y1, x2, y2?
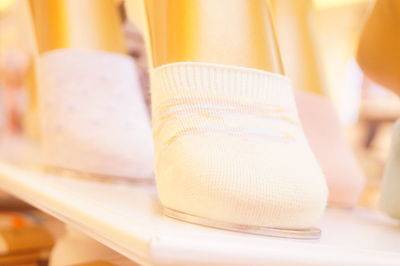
(152, 62, 327, 229)
(38, 49, 153, 179)
(380, 120, 400, 220)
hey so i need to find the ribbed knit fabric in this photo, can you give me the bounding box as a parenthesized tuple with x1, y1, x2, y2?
(38, 49, 153, 179)
(379, 120, 400, 220)
(152, 62, 328, 229)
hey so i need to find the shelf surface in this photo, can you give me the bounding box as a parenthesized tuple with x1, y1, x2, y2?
(0, 161, 400, 265)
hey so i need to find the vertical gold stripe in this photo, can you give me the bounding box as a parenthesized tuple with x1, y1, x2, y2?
(270, 0, 326, 94)
(30, 0, 126, 54)
(143, 0, 283, 73)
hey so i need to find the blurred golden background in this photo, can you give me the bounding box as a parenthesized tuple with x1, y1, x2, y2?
(0, 0, 399, 264)
(0, 0, 399, 208)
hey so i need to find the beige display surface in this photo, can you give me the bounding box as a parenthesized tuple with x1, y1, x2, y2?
(0, 161, 399, 265)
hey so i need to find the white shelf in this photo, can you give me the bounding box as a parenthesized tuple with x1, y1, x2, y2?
(0, 161, 399, 265)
